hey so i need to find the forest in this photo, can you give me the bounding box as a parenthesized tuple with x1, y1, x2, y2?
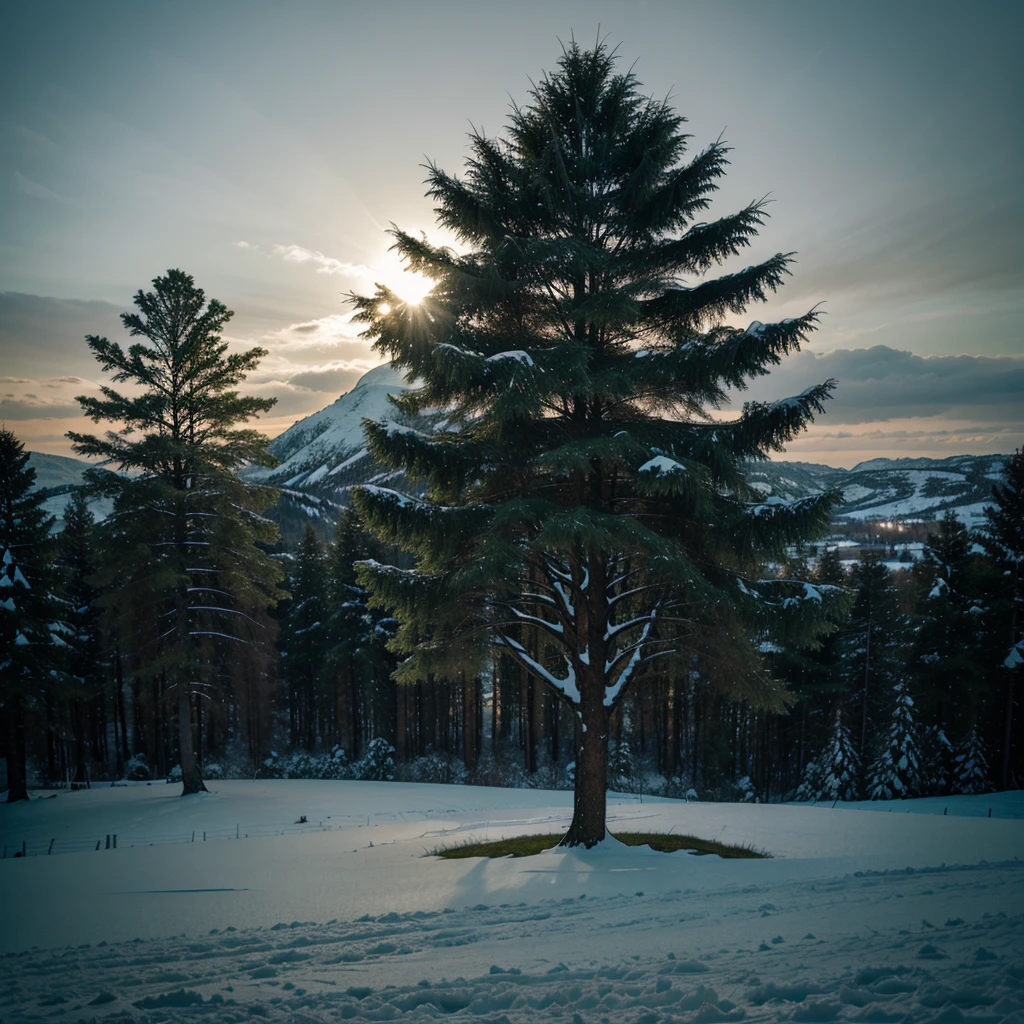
(2, 422, 1021, 805)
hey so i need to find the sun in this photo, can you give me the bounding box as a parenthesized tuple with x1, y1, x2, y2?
(387, 270, 433, 306)
(373, 250, 434, 306)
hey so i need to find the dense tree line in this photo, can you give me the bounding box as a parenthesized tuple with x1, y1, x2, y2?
(2, 423, 1021, 801)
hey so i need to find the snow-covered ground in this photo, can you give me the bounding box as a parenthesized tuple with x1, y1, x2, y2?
(2, 781, 1022, 1022)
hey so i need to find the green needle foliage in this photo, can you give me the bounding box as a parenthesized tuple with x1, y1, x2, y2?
(352, 43, 844, 845)
(69, 269, 286, 795)
(0, 428, 56, 802)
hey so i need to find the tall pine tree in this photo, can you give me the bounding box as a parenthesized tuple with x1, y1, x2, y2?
(841, 555, 903, 756)
(70, 270, 286, 795)
(352, 43, 843, 845)
(0, 429, 55, 802)
(54, 491, 106, 786)
(279, 524, 330, 750)
(978, 449, 1024, 788)
(911, 513, 984, 739)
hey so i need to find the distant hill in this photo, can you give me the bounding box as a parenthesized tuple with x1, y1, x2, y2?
(28, 366, 1010, 540)
(26, 452, 113, 530)
(745, 454, 1007, 526)
(28, 451, 96, 490)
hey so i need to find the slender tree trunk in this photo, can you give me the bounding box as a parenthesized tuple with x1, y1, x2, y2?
(462, 675, 479, 773)
(1003, 561, 1018, 790)
(5, 693, 29, 802)
(72, 701, 88, 786)
(178, 686, 207, 795)
(395, 683, 408, 761)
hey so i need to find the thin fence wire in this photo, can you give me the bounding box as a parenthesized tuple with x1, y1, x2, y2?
(0, 807, 674, 860)
(0, 810, 444, 859)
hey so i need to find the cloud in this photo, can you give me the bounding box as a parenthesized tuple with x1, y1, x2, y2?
(0, 399, 83, 420)
(264, 313, 366, 349)
(0, 292, 124, 378)
(272, 244, 369, 279)
(287, 365, 367, 393)
(729, 345, 1024, 425)
(12, 171, 75, 206)
(782, 179, 1024, 309)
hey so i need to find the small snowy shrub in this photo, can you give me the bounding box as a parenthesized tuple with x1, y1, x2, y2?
(260, 746, 350, 780)
(166, 764, 182, 784)
(396, 752, 468, 785)
(357, 738, 396, 781)
(919, 726, 953, 796)
(951, 728, 990, 794)
(123, 753, 151, 781)
(609, 741, 637, 793)
(685, 788, 699, 803)
(736, 775, 757, 803)
(820, 709, 860, 802)
(794, 759, 823, 802)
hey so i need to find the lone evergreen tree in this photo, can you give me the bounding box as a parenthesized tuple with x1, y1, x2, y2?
(0, 429, 55, 802)
(69, 270, 286, 795)
(353, 43, 842, 846)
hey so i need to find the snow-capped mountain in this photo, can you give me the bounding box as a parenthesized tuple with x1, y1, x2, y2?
(240, 362, 418, 538)
(25, 363, 1010, 537)
(257, 363, 1008, 529)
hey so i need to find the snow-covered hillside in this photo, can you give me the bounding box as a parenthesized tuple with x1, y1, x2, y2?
(746, 453, 1007, 526)
(249, 365, 1008, 531)
(1, 782, 1022, 1022)
(24, 369, 1010, 536)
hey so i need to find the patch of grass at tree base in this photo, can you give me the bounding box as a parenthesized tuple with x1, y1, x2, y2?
(433, 832, 769, 859)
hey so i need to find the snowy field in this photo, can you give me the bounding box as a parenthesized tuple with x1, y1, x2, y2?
(1, 782, 1023, 1022)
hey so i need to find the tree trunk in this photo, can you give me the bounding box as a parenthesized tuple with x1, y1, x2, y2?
(5, 693, 29, 802)
(462, 675, 479, 773)
(1003, 672, 1016, 790)
(1003, 561, 1018, 790)
(561, 679, 608, 847)
(178, 687, 207, 795)
(72, 701, 88, 787)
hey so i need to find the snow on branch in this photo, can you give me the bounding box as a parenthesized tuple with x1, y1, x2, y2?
(494, 633, 580, 705)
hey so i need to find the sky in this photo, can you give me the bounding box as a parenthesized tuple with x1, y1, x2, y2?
(1, 0, 1021, 467)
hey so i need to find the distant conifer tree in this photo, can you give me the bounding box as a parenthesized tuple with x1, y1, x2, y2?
(278, 525, 330, 750)
(0, 429, 55, 802)
(69, 270, 285, 795)
(978, 449, 1024, 788)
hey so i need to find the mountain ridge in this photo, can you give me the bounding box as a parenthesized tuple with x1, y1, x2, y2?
(27, 366, 1010, 537)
